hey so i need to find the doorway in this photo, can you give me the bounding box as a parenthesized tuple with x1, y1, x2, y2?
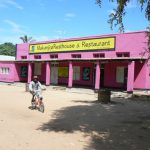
(116, 66, 128, 89)
(51, 65, 58, 85)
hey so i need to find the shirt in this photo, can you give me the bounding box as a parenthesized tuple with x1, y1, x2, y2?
(29, 81, 42, 92)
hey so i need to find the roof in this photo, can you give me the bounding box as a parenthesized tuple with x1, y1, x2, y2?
(0, 55, 15, 61)
(28, 30, 147, 45)
(15, 57, 147, 63)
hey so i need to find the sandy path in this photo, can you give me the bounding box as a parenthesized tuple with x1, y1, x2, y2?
(0, 84, 150, 150)
(0, 85, 94, 150)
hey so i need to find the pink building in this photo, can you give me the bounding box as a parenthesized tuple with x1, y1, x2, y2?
(0, 31, 149, 92)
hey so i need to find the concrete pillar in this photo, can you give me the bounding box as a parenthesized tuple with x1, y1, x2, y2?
(127, 61, 135, 92)
(95, 62, 101, 90)
(27, 63, 32, 83)
(45, 62, 51, 85)
(145, 60, 150, 89)
(68, 61, 73, 88)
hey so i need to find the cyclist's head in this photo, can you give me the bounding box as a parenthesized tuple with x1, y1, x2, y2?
(33, 75, 38, 83)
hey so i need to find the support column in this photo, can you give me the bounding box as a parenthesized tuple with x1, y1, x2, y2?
(95, 62, 101, 90)
(68, 61, 73, 88)
(127, 61, 135, 92)
(45, 62, 51, 85)
(27, 63, 32, 83)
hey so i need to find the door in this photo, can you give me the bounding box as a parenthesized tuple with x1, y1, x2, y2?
(116, 66, 128, 89)
(51, 66, 58, 85)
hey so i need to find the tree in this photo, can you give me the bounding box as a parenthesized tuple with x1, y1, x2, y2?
(96, 0, 150, 56)
(20, 35, 35, 43)
(96, 0, 150, 32)
(0, 42, 16, 56)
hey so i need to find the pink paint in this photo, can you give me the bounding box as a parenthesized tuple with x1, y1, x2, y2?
(127, 61, 135, 92)
(45, 62, 50, 85)
(16, 31, 148, 61)
(145, 59, 150, 89)
(14, 63, 28, 82)
(104, 62, 128, 88)
(0, 31, 149, 91)
(68, 61, 73, 87)
(134, 61, 146, 88)
(27, 63, 32, 83)
(95, 62, 100, 89)
(0, 62, 15, 82)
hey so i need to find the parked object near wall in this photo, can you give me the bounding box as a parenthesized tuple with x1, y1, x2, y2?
(98, 89, 111, 103)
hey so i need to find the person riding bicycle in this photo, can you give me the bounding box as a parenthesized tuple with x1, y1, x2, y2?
(29, 75, 43, 108)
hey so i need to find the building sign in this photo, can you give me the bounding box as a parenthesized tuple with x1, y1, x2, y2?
(20, 66, 28, 78)
(83, 67, 90, 81)
(58, 67, 68, 78)
(29, 37, 115, 53)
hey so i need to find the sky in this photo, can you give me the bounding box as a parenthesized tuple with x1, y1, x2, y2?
(0, 0, 149, 44)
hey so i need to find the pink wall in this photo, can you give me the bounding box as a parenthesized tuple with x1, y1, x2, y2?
(0, 62, 15, 82)
(16, 31, 148, 61)
(14, 31, 150, 89)
(14, 63, 28, 82)
(73, 62, 94, 86)
(134, 61, 146, 88)
(16, 44, 29, 60)
(145, 59, 150, 89)
(104, 62, 128, 88)
(58, 62, 94, 86)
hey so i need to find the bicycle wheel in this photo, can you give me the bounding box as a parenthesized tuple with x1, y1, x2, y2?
(31, 95, 36, 109)
(31, 102, 36, 109)
(39, 103, 44, 113)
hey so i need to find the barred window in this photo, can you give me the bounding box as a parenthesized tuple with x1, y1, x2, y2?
(0, 67, 10, 74)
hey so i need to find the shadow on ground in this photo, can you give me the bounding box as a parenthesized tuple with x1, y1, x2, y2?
(37, 98, 150, 150)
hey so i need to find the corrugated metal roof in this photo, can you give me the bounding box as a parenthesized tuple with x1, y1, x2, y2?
(0, 55, 15, 61)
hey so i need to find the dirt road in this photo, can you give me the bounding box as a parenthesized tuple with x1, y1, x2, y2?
(0, 84, 150, 150)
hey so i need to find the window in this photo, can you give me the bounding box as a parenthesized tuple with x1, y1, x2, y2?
(50, 54, 58, 59)
(82, 67, 90, 81)
(20, 66, 28, 78)
(116, 52, 130, 57)
(0, 67, 10, 74)
(72, 54, 81, 58)
(21, 56, 27, 59)
(34, 63, 41, 75)
(93, 53, 105, 58)
(73, 66, 80, 80)
(34, 55, 41, 59)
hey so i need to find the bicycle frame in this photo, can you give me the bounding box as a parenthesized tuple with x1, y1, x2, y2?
(31, 93, 44, 113)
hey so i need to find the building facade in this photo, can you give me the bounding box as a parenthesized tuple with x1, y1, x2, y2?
(0, 31, 149, 92)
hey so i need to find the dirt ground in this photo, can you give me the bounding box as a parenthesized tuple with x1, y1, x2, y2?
(0, 84, 150, 150)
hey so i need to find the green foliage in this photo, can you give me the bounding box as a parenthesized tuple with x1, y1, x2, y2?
(20, 35, 34, 43)
(96, 0, 150, 32)
(0, 42, 16, 56)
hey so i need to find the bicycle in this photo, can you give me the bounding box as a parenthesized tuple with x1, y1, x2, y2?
(31, 91, 45, 113)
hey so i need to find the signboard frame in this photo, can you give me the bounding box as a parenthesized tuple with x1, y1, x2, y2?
(29, 37, 116, 54)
